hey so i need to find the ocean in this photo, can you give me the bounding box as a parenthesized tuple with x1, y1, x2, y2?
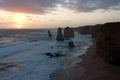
(0, 29, 92, 80)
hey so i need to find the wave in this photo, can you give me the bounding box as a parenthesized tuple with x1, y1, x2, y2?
(0, 29, 92, 80)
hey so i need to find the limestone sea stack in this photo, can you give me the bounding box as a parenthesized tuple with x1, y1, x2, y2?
(48, 30, 52, 37)
(56, 27, 64, 41)
(64, 27, 74, 38)
(68, 41, 75, 48)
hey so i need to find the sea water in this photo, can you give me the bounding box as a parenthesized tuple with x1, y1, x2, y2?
(0, 29, 92, 80)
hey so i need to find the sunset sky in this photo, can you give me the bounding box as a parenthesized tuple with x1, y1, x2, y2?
(0, 0, 120, 29)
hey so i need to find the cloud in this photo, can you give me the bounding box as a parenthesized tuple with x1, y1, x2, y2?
(0, 0, 63, 14)
(62, 0, 120, 12)
(0, 0, 120, 14)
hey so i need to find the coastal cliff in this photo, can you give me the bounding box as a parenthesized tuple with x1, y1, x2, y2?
(95, 22, 120, 66)
(77, 22, 120, 66)
(76, 25, 101, 35)
(74, 22, 120, 80)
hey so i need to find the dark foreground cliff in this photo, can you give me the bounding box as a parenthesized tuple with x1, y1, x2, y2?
(77, 22, 120, 66)
(95, 22, 120, 66)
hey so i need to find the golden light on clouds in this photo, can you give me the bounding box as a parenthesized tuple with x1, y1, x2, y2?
(13, 13, 26, 29)
(0, 8, 120, 29)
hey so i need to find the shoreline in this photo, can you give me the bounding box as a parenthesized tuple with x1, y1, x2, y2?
(74, 44, 120, 80)
(50, 44, 92, 80)
(51, 55, 86, 80)
(51, 44, 120, 80)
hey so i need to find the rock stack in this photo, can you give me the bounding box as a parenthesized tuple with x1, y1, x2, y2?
(64, 27, 74, 38)
(56, 27, 64, 41)
(48, 30, 52, 37)
(68, 41, 75, 48)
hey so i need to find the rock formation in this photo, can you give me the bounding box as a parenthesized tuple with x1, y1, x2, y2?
(48, 30, 52, 37)
(95, 22, 120, 66)
(68, 41, 75, 48)
(64, 27, 74, 38)
(56, 28, 64, 41)
(76, 25, 101, 35)
(45, 52, 65, 57)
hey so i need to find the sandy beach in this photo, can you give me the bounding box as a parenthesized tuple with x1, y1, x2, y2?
(51, 44, 120, 80)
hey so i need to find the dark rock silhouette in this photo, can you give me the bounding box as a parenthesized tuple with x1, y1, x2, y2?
(50, 46, 54, 49)
(45, 52, 65, 57)
(95, 22, 120, 66)
(68, 41, 75, 48)
(76, 25, 101, 35)
(46, 52, 55, 57)
(56, 27, 64, 41)
(54, 53, 65, 57)
(48, 30, 52, 37)
(64, 27, 74, 38)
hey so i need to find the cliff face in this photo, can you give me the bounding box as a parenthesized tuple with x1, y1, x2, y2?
(95, 22, 120, 66)
(64, 27, 74, 38)
(77, 25, 101, 35)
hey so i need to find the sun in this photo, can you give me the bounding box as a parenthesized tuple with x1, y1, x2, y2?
(13, 13, 26, 29)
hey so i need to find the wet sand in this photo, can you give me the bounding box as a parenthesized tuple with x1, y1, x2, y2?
(51, 54, 86, 80)
(51, 45, 120, 80)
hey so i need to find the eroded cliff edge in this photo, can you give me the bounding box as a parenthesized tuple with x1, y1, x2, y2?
(95, 22, 120, 66)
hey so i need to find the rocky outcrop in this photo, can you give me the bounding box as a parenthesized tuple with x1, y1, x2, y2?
(68, 41, 75, 48)
(95, 22, 120, 66)
(48, 30, 52, 37)
(56, 28, 64, 41)
(45, 52, 65, 57)
(64, 27, 74, 38)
